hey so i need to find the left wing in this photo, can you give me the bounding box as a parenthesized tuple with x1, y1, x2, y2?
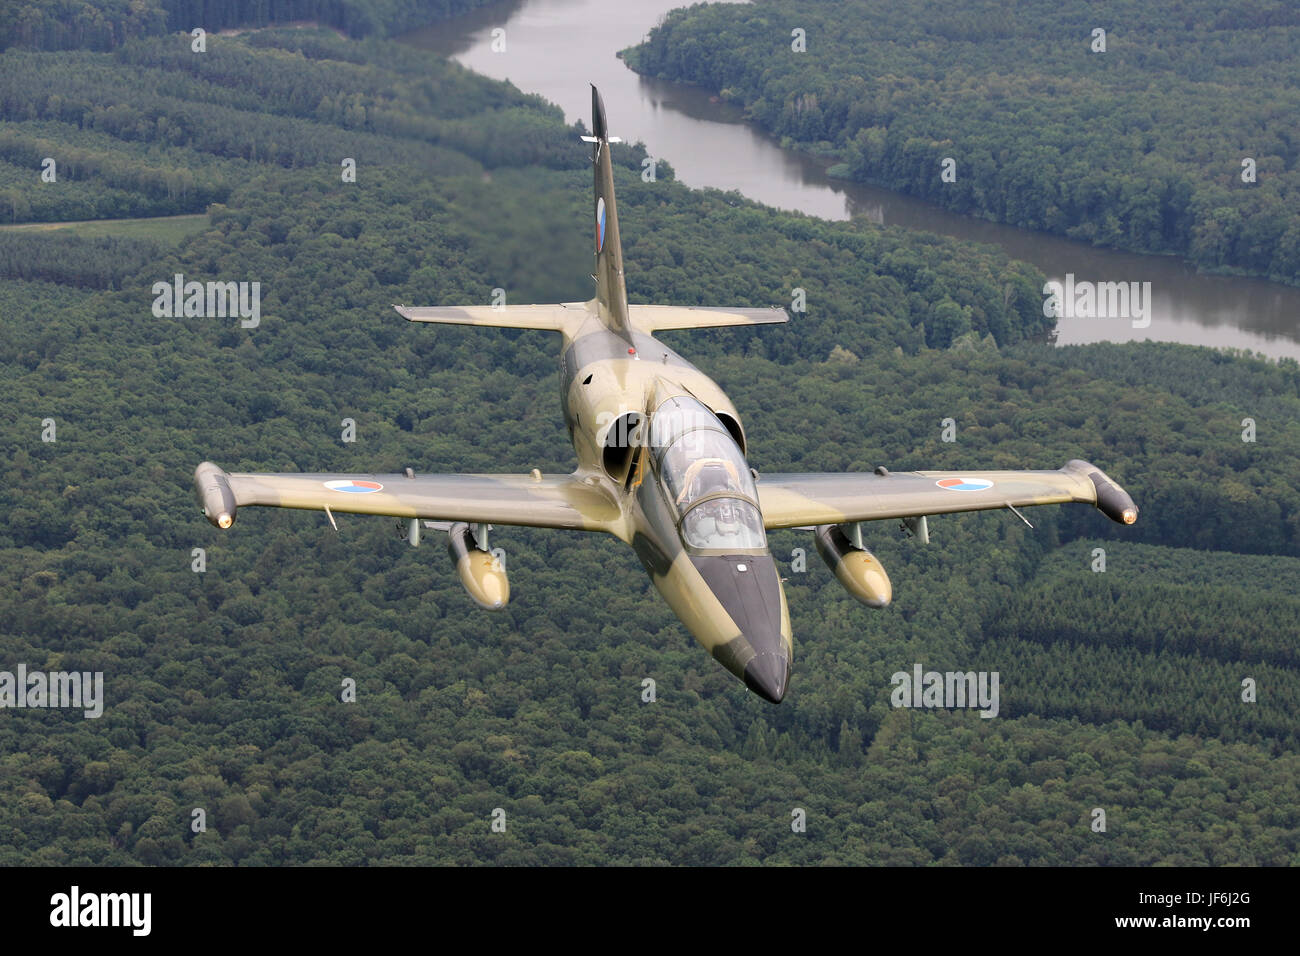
(757, 459, 1137, 529)
(195, 462, 620, 533)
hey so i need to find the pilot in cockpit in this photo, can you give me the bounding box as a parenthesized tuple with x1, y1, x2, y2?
(674, 457, 740, 507)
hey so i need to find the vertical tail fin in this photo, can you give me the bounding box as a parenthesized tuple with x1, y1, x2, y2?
(587, 85, 631, 343)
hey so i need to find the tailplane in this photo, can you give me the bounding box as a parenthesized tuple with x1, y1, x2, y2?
(395, 86, 789, 342)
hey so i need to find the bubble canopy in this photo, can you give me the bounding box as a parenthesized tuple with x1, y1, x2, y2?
(650, 396, 767, 552)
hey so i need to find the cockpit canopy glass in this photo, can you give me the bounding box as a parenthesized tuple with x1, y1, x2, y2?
(678, 497, 766, 551)
(651, 396, 766, 551)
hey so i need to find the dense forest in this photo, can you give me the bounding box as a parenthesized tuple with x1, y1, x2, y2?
(0, 9, 1298, 865)
(626, 0, 1300, 285)
(0, 30, 576, 224)
(0, 0, 497, 51)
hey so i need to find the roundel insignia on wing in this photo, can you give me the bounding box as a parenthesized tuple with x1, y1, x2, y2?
(596, 197, 606, 253)
(324, 479, 384, 494)
(936, 477, 994, 491)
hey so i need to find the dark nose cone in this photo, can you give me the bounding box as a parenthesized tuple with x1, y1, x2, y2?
(744, 652, 790, 704)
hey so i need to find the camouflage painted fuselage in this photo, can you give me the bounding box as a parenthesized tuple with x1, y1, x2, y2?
(557, 312, 792, 703)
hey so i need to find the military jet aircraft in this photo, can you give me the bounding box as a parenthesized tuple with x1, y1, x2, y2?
(194, 87, 1138, 704)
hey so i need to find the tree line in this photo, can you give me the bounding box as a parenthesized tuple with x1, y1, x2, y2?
(1, 0, 498, 52)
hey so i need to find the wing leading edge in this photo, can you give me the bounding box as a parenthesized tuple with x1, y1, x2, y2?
(195, 462, 620, 533)
(757, 459, 1137, 529)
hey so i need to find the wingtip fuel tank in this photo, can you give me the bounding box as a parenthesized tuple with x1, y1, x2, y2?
(195, 462, 236, 529)
(1066, 460, 1139, 525)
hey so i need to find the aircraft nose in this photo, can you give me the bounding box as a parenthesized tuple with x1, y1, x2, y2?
(687, 552, 792, 702)
(743, 652, 790, 704)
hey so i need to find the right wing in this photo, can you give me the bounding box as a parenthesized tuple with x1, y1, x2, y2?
(195, 463, 620, 533)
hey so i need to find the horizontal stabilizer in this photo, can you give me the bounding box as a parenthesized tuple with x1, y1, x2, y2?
(629, 305, 789, 333)
(395, 303, 588, 333)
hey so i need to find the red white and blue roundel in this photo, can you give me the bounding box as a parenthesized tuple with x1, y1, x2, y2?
(596, 197, 607, 253)
(324, 479, 384, 494)
(936, 477, 994, 491)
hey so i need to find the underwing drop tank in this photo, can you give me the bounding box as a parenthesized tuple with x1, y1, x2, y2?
(814, 524, 892, 608)
(447, 522, 509, 610)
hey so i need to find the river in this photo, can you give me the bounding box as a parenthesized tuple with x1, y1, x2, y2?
(401, 0, 1300, 361)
